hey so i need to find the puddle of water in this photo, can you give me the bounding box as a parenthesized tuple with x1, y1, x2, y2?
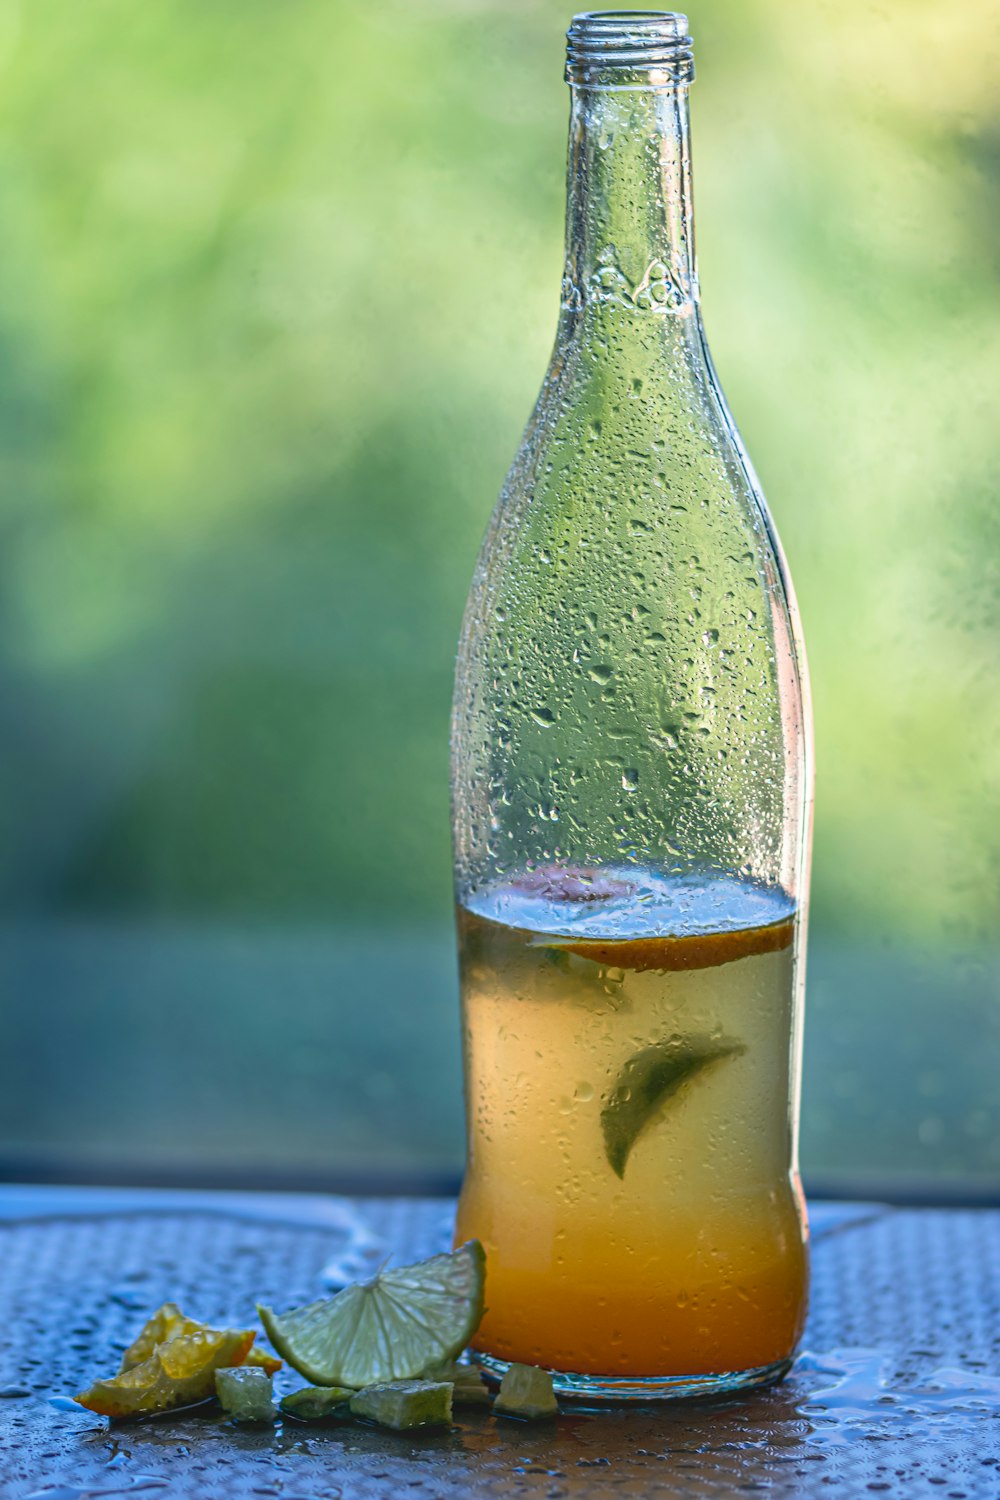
(24, 1481, 168, 1500)
(796, 1347, 1000, 1447)
(22, 1452, 173, 1500)
(24, 1489, 88, 1500)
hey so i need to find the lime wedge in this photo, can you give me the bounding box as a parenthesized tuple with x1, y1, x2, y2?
(602, 1032, 745, 1177)
(257, 1240, 486, 1389)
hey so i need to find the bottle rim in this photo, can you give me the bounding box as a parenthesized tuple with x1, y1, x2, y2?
(566, 11, 694, 86)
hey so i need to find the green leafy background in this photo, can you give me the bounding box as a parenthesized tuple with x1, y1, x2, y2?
(0, 0, 996, 1190)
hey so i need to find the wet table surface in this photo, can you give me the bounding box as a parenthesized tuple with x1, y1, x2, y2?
(1, 1186, 998, 1498)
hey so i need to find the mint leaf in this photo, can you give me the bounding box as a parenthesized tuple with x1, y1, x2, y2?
(601, 1033, 746, 1177)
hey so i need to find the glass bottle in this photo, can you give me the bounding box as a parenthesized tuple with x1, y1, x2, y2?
(451, 11, 813, 1400)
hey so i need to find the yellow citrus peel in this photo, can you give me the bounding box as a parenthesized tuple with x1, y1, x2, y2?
(75, 1302, 262, 1419)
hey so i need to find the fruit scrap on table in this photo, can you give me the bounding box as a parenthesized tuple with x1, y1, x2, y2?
(257, 1240, 486, 1388)
(74, 1303, 268, 1419)
(493, 1362, 560, 1420)
(70, 1241, 559, 1430)
(215, 1366, 276, 1421)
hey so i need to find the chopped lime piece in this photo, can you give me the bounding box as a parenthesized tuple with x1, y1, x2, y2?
(257, 1240, 486, 1389)
(601, 1032, 746, 1177)
(215, 1367, 275, 1422)
(493, 1363, 559, 1420)
(280, 1386, 354, 1422)
(425, 1359, 490, 1407)
(350, 1379, 453, 1431)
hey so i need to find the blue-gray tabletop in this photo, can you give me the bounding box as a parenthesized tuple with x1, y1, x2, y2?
(1, 1186, 998, 1499)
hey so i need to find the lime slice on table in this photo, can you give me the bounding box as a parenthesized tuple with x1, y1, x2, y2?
(257, 1240, 486, 1390)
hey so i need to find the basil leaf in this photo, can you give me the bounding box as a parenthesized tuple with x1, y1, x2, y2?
(601, 1033, 746, 1178)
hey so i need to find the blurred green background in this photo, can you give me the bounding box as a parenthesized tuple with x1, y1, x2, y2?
(0, 0, 997, 1195)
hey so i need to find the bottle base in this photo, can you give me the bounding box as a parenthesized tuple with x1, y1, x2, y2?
(474, 1351, 794, 1403)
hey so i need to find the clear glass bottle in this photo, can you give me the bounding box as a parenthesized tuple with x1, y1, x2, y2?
(451, 11, 813, 1400)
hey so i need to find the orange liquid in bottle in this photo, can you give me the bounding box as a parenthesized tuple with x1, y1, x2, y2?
(455, 869, 808, 1379)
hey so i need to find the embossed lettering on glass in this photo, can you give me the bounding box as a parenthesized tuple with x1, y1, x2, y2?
(451, 12, 813, 1400)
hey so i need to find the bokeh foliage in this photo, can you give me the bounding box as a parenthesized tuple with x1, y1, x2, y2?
(0, 0, 997, 1184)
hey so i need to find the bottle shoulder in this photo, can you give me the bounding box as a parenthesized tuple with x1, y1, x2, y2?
(465, 312, 792, 635)
(452, 311, 810, 903)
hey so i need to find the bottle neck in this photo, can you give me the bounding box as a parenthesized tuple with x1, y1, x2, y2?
(561, 82, 699, 323)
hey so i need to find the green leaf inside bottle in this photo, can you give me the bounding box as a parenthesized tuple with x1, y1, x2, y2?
(601, 1033, 746, 1178)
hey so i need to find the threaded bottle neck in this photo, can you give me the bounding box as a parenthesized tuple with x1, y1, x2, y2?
(566, 11, 695, 88)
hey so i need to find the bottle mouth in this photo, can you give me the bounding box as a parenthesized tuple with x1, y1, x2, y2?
(566, 11, 694, 86)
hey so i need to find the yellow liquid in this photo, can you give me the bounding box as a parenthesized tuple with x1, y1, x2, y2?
(455, 869, 808, 1378)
